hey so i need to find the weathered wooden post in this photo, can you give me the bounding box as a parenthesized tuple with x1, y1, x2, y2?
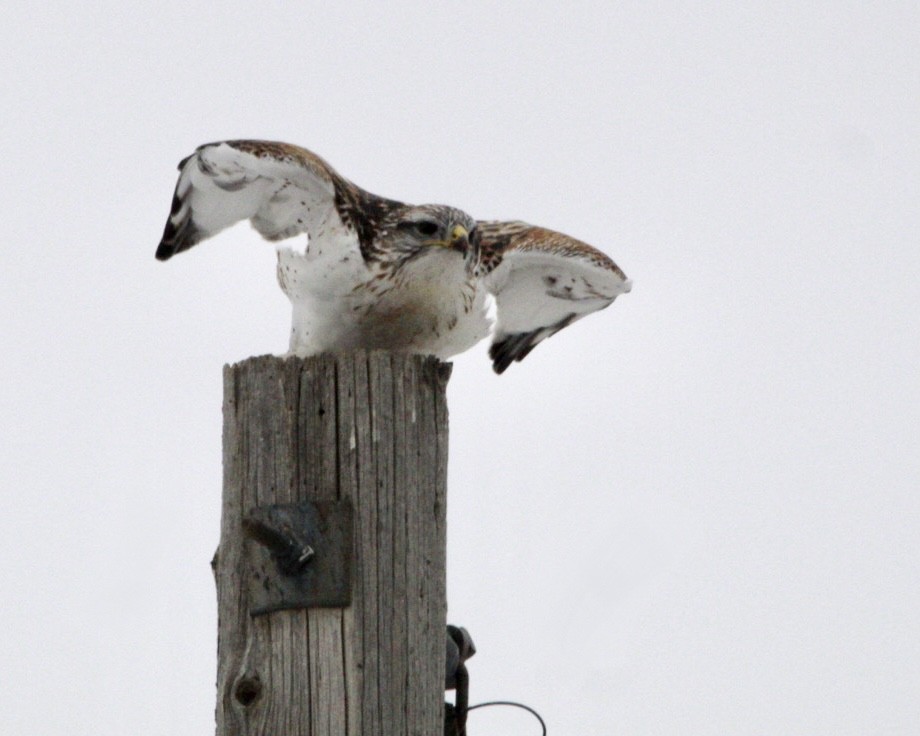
(214, 352, 450, 735)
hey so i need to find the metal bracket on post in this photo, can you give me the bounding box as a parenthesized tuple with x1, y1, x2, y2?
(242, 500, 353, 616)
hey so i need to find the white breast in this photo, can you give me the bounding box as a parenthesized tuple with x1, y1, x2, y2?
(277, 240, 491, 359)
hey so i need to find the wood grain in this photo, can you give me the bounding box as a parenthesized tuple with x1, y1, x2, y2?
(215, 353, 450, 736)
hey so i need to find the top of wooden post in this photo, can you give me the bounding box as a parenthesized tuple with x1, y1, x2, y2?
(216, 350, 452, 736)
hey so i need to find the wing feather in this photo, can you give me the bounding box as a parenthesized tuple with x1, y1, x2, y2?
(478, 221, 631, 373)
(156, 140, 344, 261)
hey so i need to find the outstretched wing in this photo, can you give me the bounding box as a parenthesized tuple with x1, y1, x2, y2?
(478, 221, 631, 374)
(156, 140, 348, 261)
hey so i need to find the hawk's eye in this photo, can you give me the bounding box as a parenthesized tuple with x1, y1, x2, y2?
(414, 220, 439, 237)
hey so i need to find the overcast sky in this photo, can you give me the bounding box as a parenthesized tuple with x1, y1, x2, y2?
(2, 2, 918, 734)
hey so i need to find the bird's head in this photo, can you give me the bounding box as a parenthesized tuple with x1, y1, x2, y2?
(382, 205, 480, 273)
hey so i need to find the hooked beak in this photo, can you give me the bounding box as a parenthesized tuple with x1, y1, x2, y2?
(448, 224, 469, 253)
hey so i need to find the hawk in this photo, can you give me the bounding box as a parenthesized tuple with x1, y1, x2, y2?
(157, 140, 631, 373)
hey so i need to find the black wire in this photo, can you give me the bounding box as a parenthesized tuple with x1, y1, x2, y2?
(466, 700, 547, 735)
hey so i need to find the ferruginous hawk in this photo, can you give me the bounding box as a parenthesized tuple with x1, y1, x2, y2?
(156, 140, 631, 373)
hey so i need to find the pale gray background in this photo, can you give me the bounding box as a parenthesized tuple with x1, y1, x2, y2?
(2, 2, 918, 734)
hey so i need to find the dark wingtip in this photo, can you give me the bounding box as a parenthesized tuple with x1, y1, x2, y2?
(155, 241, 175, 261)
(490, 352, 511, 374)
(155, 190, 201, 261)
(155, 217, 202, 261)
(489, 313, 579, 374)
(155, 219, 202, 260)
(156, 150, 206, 261)
(489, 332, 533, 374)
(155, 215, 183, 261)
